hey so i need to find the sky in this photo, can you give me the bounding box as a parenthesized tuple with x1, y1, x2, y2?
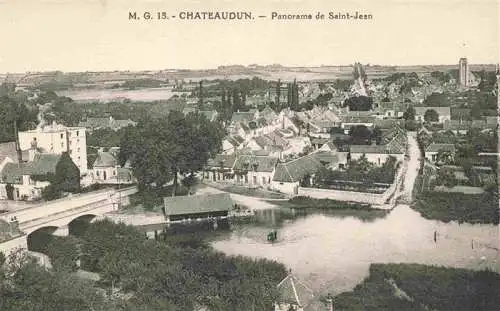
(0, 0, 498, 72)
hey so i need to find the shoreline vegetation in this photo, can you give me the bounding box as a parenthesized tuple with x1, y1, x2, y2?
(333, 263, 500, 311)
(412, 167, 499, 226)
(1, 220, 287, 311)
(268, 196, 390, 222)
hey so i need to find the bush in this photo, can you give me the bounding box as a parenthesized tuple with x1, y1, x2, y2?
(41, 184, 62, 201)
(414, 191, 499, 224)
(335, 263, 500, 311)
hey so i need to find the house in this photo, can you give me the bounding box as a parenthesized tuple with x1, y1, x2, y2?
(0, 151, 80, 201)
(425, 143, 456, 163)
(0, 142, 30, 171)
(203, 154, 237, 181)
(18, 121, 88, 175)
(163, 193, 232, 222)
(78, 116, 136, 132)
(414, 106, 451, 123)
(349, 126, 407, 165)
(272, 151, 340, 194)
(222, 135, 245, 155)
(246, 131, 290, 159)
(340, 115, 375, 134)
(232, 154, 278, 187)
(90, 151, 134, 184)
(274, 273, 315, 311)
(199, 110, 219, 122)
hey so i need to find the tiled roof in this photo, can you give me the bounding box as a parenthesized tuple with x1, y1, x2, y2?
(0, 142, 29, 164)
(239, 122, 250, 132)
(225, 136, 243, 148)
(231, 112, 255, 123)
(273, 151, 337, 183)
(276, 274, 314, 307)
(206, 154, 237, 169)
(0, 154, 61, 184)
(253, 133, 288, 149)
(163, 193, 232, 216)
(425, 143, 456, 153)
(341, 115, 374, 123)
(30, 154, 61, 175)
(93, 152, 118, 168)
(233, 155, 278, 172)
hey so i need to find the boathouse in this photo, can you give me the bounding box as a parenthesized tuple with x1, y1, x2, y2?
(274, 272, 315, 311)
(163, 193, 232, 222)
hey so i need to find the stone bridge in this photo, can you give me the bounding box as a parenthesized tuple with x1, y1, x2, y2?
(0, 186, 137, 257)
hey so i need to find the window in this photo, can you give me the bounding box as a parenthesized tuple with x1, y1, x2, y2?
(262, 177, 266, 185)
(69, 141, 72, 146)
(96, 171, 100, 177)
(69, 150, 72, 154)
(77, 148, 80, 152)
(253, 176, 257, 184)
(61, 142, 64, 148)
(78, 156, 81, 161)
(113, 170, 116, 176)
(76, 131, 79, 136)
(60, 133, 64, 139)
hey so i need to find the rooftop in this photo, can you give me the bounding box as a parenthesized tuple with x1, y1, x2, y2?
(273, 151, 338, 183)
(276, 274, 314, 308)
(163, 193, 232, 216)
(425, 143, 456, 153)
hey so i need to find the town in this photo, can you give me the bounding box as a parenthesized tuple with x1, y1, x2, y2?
(0, 59, 499, 310)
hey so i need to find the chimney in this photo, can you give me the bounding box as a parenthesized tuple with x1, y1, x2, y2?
(29, 138, 38, 162)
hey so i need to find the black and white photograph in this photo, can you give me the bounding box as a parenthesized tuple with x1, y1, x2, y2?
(0, 0, 499, 310)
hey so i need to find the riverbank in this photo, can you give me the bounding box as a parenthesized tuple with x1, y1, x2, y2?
(334, 263, 500, 310)
(4, 219, 288, 311)
(264, 196, 391, 222)
(412, 174, 499, 225)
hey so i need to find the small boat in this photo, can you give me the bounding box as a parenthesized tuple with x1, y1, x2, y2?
(267, 230, 278, 242)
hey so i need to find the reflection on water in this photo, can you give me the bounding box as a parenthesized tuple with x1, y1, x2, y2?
(209, 205, 500, 297)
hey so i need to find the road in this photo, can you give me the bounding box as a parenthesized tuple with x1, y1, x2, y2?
(400, 131, 422, 203)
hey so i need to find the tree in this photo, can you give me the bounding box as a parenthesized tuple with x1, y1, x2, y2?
(344, 96, 373, 111)
(424, 109, 439, 123)
(349, 125, 373, 145)
(120, 111, 224, 196)
(0, 96, 38, 143)
(436, 168, 458, 188)
(403, 106, 416, 121)
(436, 150, 454, 165)
(423, 92, 450, 107)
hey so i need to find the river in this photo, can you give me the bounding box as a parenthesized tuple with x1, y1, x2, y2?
(209, 204, 499, 297)
(57, 87, 180, 103)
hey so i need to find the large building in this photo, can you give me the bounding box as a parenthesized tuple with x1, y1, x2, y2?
(458, 57, 472, 87)
(18, 121, 88, 175)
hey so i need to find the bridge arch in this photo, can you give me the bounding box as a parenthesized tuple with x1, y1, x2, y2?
(68, 214, 97, 237)
(27, 226, 59, 252)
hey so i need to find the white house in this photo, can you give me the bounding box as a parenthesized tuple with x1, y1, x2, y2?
(90, 151, 135, 184)
(414, 106, 451, 123)
(18, 121, 88, 175)
(232, 154, 278, 188)
(424, 143, 456, 163)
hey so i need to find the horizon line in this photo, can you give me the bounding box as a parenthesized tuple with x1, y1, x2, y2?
(1, 61, 498, 75)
